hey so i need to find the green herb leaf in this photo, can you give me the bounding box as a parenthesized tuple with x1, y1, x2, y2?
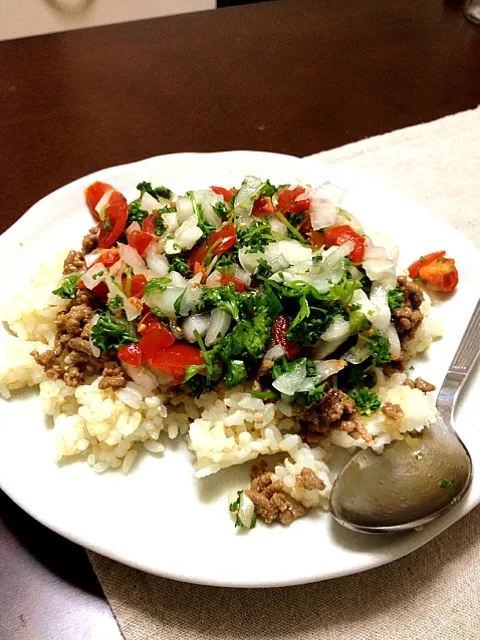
(90, 310, 138, 354)
(137, 181, 173, 201)
(236, 218, 272, 253)
(250, 390, 280, 400)
(366, 331, 392, 366)
(225, 360, 248, 387)
(127, 199, 148, 225)
(440, 478, 454, 489)
(349, 388, 381, 416)
(388, 287, 404, 312)
(144, 276, 172, 296)
(168, 256, 191, 277)
(52, 275, 81, 299)
(107, 294, 123, 310)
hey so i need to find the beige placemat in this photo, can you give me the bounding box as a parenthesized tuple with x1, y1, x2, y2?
(88, 106, 480, 639)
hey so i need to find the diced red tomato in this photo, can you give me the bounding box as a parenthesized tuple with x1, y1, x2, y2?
(219, 273, 247, 292)
(252, 196, 275, 216)
(137, 312, 162, 334)
(272, 314, 300, 360)
(93, 248, 120, 267)
(276, 186, 310, 214)
(188, 223, 237, 268)
(128, 230, 154, 256)
(129, 274, 147, 298)
(210, 186, 237, 203)
(408, 251, 446, 279)
(118, 343, 142, 367)
(85, 182, 112, 220)
(139, 324, 176, 364)
(76, 279, 109, 299)
(141, 213, 159, 235)
(85, 182, 128, 248)
(310, 225, 365, 263)
(408, 251, 458, 292)
(149, 343, 204, 377)
(193, 262, 207, 282)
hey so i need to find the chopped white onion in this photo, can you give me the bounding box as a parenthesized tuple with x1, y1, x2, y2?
(118, 243, 147, 275)
(174, 216, 203, 250)
(264, 344, 286, 360)
(164, 238, 181, 255)
(102, 275, 141, 320)
(84, 250, 102, 268)
(233, 267, 251, 286)
(145, 243, 169, 276)
(343, 340, 372, 365)
(233, 175, 264, 217)
(176, 196, 195, 222)
(94, 189, 113, 215)
(270, 217, 288, 237)
(265, 240, 312, 268)
(144, 287, 185, 319)
(169, 271, 188, 288)
(205, 308, 231, 346)
(81, 262, 106, 290)
(206, 270, 222, 288)
(309, 182, 344, 230)
(313, 336, 349, 360)
(89, 313, 101, 358)
(237, 491, 256, 529)
(386, 324, 401, 360)
(320, 316, 350, 342)
(125, 221, 141, 237)
(162, 212, 179, 232)
(122, 363, 158, 393)
(295, 377, 317, 393)
(369, 282, 391, 333)
(238, 248, 262, 273)
(363, 237, 397, 285)
(272, 360, 307, 396)
(314, 359, 347, 382)
(179, 274, 203, 316)
(140, 192, 163, 213)
(193, 190, 222, 228)
(183, 313, 211, 343)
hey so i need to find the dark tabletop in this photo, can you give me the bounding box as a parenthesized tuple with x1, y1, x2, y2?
(1, 1, 479, 638)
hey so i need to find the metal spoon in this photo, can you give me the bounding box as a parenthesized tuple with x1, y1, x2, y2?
(330, 298, 479, 534)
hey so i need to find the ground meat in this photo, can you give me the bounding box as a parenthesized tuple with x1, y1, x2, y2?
(294, 389, 356, 434)
(392, 277, 424, 340)
(244, 461, 309, 525)
(81, 226, 100, 254)
(381, 402, 404, 421)
(413, 377, 436, 393)
(382, 350, 411, 376)
(63, 250, 86, 275)
(251, 358, 274, 392)
(98, 361, 126, 389)
(295, 468, 325, 490)
(32, 284, 125, 389)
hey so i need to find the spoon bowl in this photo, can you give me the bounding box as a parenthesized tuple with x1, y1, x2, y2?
(330, 298, 479, 534)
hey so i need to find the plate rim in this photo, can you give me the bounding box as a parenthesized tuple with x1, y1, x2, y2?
(1, 149, 478, 588)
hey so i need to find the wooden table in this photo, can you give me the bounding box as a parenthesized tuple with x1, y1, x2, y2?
(1, 1, 479, 638)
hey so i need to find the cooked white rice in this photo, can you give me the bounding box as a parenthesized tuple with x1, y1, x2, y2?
(0, 256, 441, 512)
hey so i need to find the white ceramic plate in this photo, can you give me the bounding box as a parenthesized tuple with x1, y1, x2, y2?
(0, 151, 478, 588)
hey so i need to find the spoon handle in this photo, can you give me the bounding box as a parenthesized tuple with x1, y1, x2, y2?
(449, 298, 480, 376)
(437, 298, 480, 416)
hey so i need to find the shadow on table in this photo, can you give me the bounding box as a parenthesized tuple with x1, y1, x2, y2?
(0, 490, 103, 597)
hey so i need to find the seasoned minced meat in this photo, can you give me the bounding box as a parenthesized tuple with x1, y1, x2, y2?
(81, 225, 100, 254)
(63, 250, 86, 275)
(244, 461, 309, 525)
(295, 468, 325, 491)
(294, 389, 372, 445)
(381, 402, 404, 421)
(413, 377, 436, 393)
(294, 389, 356, 434)
(392, 276, 424, 340)
(32, 287, 126, 389)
